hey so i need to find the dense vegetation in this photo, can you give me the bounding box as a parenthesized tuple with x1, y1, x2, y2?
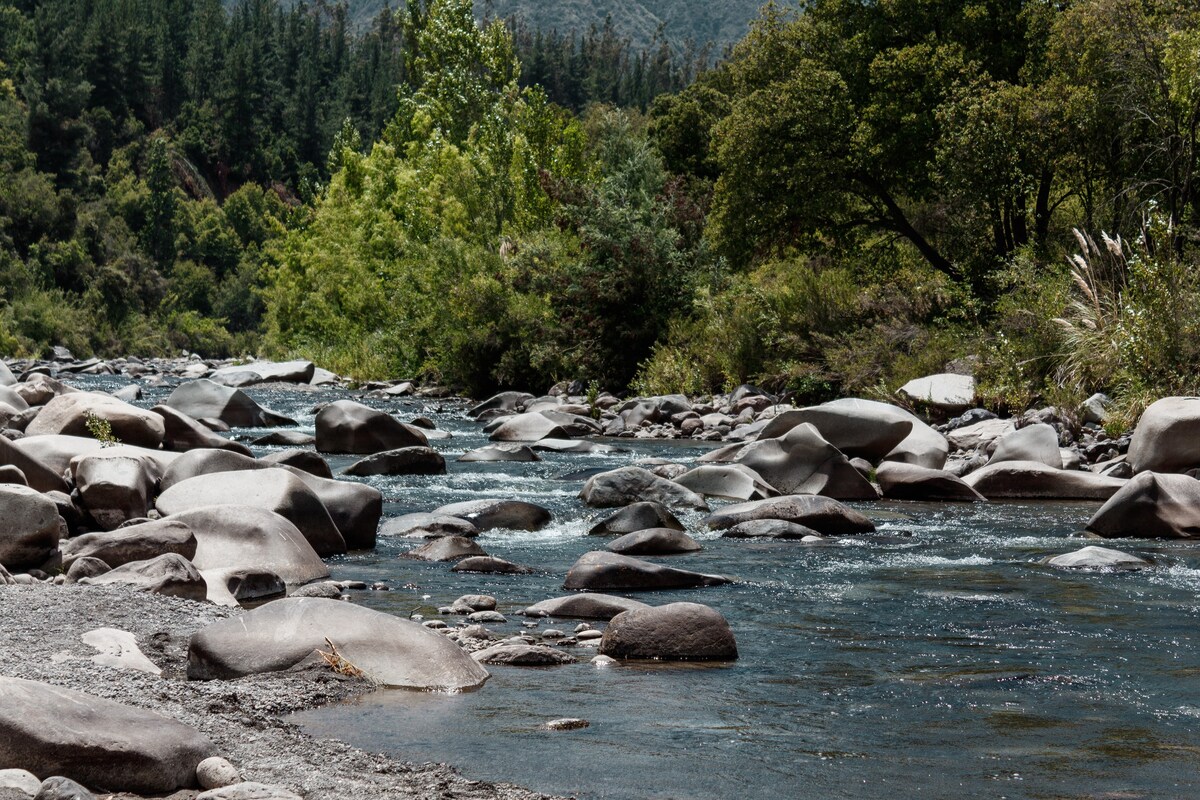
(3, 0, 1200, 422)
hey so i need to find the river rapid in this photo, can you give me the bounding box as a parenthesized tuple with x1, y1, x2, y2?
(89, 377, 1200, 799)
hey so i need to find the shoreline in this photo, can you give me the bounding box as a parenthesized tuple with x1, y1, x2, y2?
(0, 584, 564, 800)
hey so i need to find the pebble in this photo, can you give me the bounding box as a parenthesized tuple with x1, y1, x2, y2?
(576, 630, 603, 641)
(541, 629, 565, 639)
(34, 776, 94, 800)
(422, 620, 448, 629)
(466, 611, 506, 624)
(591, 655, 618, 667)
(543, 718, 589, 731)
(197, 756, 242, 790)
(574, 623, 591, 633)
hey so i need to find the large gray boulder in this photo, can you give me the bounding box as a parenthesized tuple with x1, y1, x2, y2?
(607, 528, 702, 555)
(156, 469, 346, 556)
(187, 597, 490, 691)
(788, 398, 948, 469)
(161, 449, 380, 550)
(379, 513, 479, 538)
(964, 461, 1125, 500)
(946, 418, 1014, 451)
(588, 502, 683, 535)
(169, 506, 329, 598)
(80, 553, 207, 600)
(1127, 397, 1200, 473)
(70, 451, 162, 530)
(472, 644, 577, 666)
(563, 551, 730, 591)
(897, 373, 976, 412)
(165, 379, 295, 428)
(259, 449, 333, 478)
(703, 494, 875, 535)
(467, 391, 534, 418)
(152, 404, 252, 455)
(434, 499, 552, 532)
(0, 361, 14, 386)
(343, 447, 446, 477)
(673, 464, 776, 501)
(988, 424, 1062, 469)
(61, 519, 196, 570)
(600, 602, 737, 661)
(26, 393, 165, 448)
(1042, 546, 1150, 569)
(520, 593, 650, 620)
(1086, 472, 1200, 539)
(758, 404, 912, 461)
(0, 485, 61, 570)
(579, 467, 708, 511)
(6, 435, 104, 476)
(875, 462, 985, 502)
(315, 400, 428, 454)
(451, 556, 534, 574)
(731, 423, 877, 499)
(0, 436, 67, 493)
(0, 677, 215, 793)
(488, 412, 569, 442)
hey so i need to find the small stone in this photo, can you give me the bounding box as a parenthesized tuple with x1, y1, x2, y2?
(34, 777, 94, 800)
(543, 718, 589, 731)
(423, 620, 448, 629)
(454, 594, 497, 611)
(370, 582, 390, 591)
(541, 629, 565, 639)
(466, 611, 507, 624)
(0, 769, 40, 798)
(289, 581, 343, 599)
(591, 655, 617, 667)
(339, 580, 367, 590)
(574, 623, 591, 633)
(196, 757, 241, 790)
(576, 630, 603, 641)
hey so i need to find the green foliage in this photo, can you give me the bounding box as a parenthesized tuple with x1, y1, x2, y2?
(83, 411, 119, 447)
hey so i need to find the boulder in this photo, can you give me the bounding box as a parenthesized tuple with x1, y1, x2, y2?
(0, 465, 25, 486)
(467, 391, 534, 418)
(166, 506, 330, 594)
(471, 644, 577, 666)
(315, 400, 428, 455)
(800, 398, 949, 470)
(0, 769, 39, 797)
(70, 452, 162, 530)
(0, 677, 215, 793)
(7, 435, 104, 476)
(488, 413, 569, 443)
(64, 557, 111, 583)
(600, 602, 737, 661)
(251, 430, 316, 447)
(758, 405, 912, 462)
(530, 439, 620, 454)
(80, 553, 207, 600)
(588, 501, 684, 535)
(1127, 397, 1200, 473)
(520, 594, 650, 620)
(1042, 546, 1150, 569)
(209, 360, 315, 386)
(153, 405, 252, 456)
(0, 386, 28, 413)
(451, 556, 534, 574)
(259, 449, 333, 479)
(0, 485, 61, 570)
(0, 361, 14, 387)
(875, 462, 985, 502)
(579, 467, 708, 511)
(343, 447, 446, 477)
(964, 461, 1125, 500)
(61, 519, 196, 570)
(205, 569, 287, 607)
(731, 423, 877, 499)
(434, 499, 552, 532)
(26, 392, 165, 448)
(195, 756, 241, 790)
(563, 551, 731, 591)
(607, 528, 702, 555)
(458, 444, 541, 463)
(0, 436, 66, 493)
(703, 495, 875, 536)
(946, 418, 1014, 452)
(897, 373, 976, 413)
(721, 519, 824, 539)
(403, 536, 485, 562)
(164, 379, 295, 428)
(379, 513, 478, 539)
(1086, 472, 1200, 539)
(673, 464, 776, 501)
(156, 469, 346, 557)
(989, 423, 1062, 469)
(187, 597, 490, 691)
(161, 449, 380, 549)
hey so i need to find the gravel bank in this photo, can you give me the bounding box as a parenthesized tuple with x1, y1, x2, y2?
(0, 584, 563, 800)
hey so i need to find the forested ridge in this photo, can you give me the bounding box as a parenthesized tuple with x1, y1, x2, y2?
(2, 0, 1199, 425)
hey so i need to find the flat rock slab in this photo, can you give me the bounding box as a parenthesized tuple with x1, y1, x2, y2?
(471, 644, 578, 666)
(196, 782, 303, 800)
(564, 551, 731, 591)
(0, 676, 215, 793)
(964, 461, 1126, 500)
(897, 373, 976, 412)
(1042, 546, 1150, 569)
(520, 594, 651, 620)
(450, 556, 534, 574)
(703, 495, 875, 536)
(721, 519, 824, 539)
(81, 627, 162, 675)
(600, 602, 737, 661)
(187, 597, 489, 691)
(379, 513, 479, 539)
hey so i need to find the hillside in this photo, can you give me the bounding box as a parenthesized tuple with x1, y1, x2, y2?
(230, 0, 764, 51)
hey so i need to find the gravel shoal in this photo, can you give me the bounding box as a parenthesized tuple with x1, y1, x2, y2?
(0, 584, 564, 800)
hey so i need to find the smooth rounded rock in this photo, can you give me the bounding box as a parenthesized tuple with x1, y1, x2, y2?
(164, 380, 295, 428)
(259, 449, 333, 478)
(403, 536, 485, 562)
(600, 602, 737, 661)
(564, 551, 730, 591)
(964, 461, 1126, 500)
(315, 400, 428, 455)
(1086, 472, 1200, 539)
(26, 392, 165, 449)
(196, 782, 302, 800)
(187, 597, 490, 691)
(1128, 397, 1200, 474)
(520, 594, 651, 620)
(80, 553, 207, 600)
(703, 495, 875, 535)
(0, 485, 61, 570)
(33, 777, 94, 800)
(61, 519, 196, 570)
(721, 519, 824, 539)
(607, 528, 702, 555)
(472, 644, 577, 666)
(70, 452, 162, 530)
(579, 467, 708, 510)
(0, 677, 215, 793)
(343, 447, 446, 477)
(731, 423, 877, 499)
(989, 424, 1062, 469)
(1042, 546, 1150, 569)
(450, 556, 534, 574)
(588, 502, 683, 535)
(458, 444, 541, 463)
(380, 513, 479, 539)
(488, 412, 569, 442)
(196, 757, 241, 790)
(673, 464, 776, 501)
(875, 462, 986, 502)
(153, 405, 252, 455)
(435, 499, 551, 532)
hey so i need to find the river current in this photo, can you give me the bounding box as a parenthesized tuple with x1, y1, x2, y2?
(86, 377, 1200, 799)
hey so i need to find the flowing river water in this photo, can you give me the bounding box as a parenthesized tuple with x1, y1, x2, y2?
(89, 378, 1200, 799)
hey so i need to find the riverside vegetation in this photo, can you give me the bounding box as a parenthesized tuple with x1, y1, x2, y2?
(3, 0, 1200, 428)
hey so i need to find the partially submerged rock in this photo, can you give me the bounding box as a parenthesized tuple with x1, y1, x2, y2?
(875, 462, 985, 502)
(607, 528, 702, 555)
(520, 593, 650, 620)
(579, 467, 708, 510)
(600, 602, 737, 661)
(1042, 546, 1150, 569)
(315, 400, 428, 455)
(451, 556, 534, 574)
(403, 536, 485, 562)
(588, 501, 683, 535)
(563, 551, 730, 591)
(1086, 472, 1200, 539)
(164, 379, 295, 428)
(703, 494, 875, 536)
(964, 461, 1125, 500)
(435, 499, 551, 532)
